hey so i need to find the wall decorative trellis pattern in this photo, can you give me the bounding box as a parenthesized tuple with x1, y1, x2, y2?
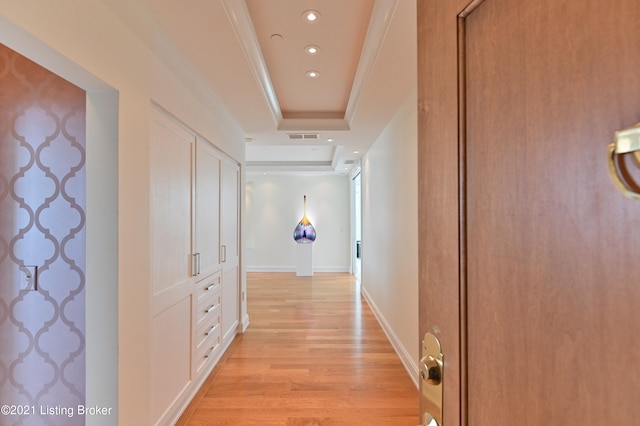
(0, 43, 86, 425)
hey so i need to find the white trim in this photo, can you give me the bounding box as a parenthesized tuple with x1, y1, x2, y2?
(164, 334, 236, 426)
(240, 313, 250, 333)
(344, 0, 399, 126)
(361, 286, 419, 389)
(221, 0, 399, 132)
(246, 266, 350, 273)
(221, 0, 282, 127)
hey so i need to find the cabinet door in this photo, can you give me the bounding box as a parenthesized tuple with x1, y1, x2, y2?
(195, 139, 221, 278)
(220, 159, 239, 342)
(150, 110, 194, 292)
(149, 109, 194, 424)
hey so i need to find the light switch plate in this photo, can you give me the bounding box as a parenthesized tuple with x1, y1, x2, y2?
(22, 265, 37, 291)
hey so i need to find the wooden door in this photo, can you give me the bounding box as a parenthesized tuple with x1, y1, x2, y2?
(418, 0, 640, 424)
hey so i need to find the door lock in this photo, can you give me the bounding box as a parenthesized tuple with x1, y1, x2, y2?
(421, 354, 443, 385)
(419, 332, 443, 426)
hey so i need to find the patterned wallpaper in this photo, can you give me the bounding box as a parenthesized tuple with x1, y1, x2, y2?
(0, 44, 86, 425)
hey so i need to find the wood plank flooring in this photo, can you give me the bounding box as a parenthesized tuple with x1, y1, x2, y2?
(177, 272, 419, 425)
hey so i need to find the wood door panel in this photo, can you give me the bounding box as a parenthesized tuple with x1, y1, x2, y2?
(417, 0, 468, 422)
(464, 0, 640, 424)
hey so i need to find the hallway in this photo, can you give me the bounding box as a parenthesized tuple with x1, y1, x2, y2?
(177, 272, 418, 425)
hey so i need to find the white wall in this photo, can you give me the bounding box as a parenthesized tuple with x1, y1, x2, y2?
(361, 89, 419, 384)
(0, 2, 245, 425)
(246, 175, 350, 272)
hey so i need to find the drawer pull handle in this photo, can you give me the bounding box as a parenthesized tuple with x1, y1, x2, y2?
(204, 346, 215, 359)
(205, 304, 218, 314)
(205, 324, 218, 336)
(206, 283, 217, 291)
(204, 338, 220, 359)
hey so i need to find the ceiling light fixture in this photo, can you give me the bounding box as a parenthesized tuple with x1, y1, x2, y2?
(305, 45, 320, 55)
(302, 10, 320, 22)
(306, 70, 320, 78)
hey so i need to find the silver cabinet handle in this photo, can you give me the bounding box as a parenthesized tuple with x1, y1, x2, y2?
(192, 253, 201, 276)
(204, 338, 220, 359)
(205, 303, 218, 314)
(221, 245, 227, 263)
(205, 324, 218, 336)
(204, 345, 215, 359)
(206, 283, 217, 291)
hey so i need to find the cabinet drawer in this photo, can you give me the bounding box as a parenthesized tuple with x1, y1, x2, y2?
(194, 313, 221, 350)
(195, 274, 221, 306)
(196, 294, 221, 329)
(195, 321, 222, 373)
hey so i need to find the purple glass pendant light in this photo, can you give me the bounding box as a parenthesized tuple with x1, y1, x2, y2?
(293, 195, 316, 244)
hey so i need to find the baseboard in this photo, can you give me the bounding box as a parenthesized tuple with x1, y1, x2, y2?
(246, 266, 296, 273)
(167, 331, 237, 425)
(361, 287, 419, 389)
(240, 313, 250, 333)
(246, 266, 351, 273)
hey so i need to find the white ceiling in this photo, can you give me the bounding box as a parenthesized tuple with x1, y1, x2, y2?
(135, 0, 417, 175)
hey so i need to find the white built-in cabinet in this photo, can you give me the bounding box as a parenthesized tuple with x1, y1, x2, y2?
(221, 159, 240, 342)
(149, 107, 240, 425)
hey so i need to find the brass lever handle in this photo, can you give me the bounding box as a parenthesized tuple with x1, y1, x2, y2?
(420, 332, 443, 426)
(608, 123, 640, 200)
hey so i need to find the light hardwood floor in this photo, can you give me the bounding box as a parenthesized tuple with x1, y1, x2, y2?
(177, 272, 419, 425)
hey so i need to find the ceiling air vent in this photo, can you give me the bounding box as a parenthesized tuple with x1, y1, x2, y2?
(287, 133, 319, 140)
(344, 160, 356, 165)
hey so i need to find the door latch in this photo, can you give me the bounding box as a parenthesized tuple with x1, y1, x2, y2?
(419, 332, 443, 426)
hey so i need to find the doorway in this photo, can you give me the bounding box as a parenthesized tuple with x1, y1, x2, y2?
(351, 168, 362, 280)
(0, 18, 119, 421)
(1, 43, 88, 423)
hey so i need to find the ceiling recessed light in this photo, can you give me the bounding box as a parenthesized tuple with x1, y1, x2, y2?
(354, 150, 360, 154)
(327, 138, 334, 142)
(305, 45, 320, 55)
(306, 70, 320, 78)
(302, 10, 320, 22)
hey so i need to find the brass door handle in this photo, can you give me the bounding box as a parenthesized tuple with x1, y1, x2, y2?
(608, 123, 640, 200)
(419, 332, 443, 426)
(421, 354, 443, 386)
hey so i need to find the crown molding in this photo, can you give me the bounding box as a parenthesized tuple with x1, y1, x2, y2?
(344, 0, 399, 125)
(222, 0, 398, 132)
(221, 0, 283, 126)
